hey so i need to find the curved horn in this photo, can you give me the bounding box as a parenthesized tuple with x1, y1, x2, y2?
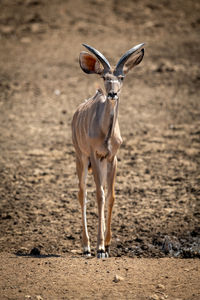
(82, 44, 111, 72)
(114, 43, 145, 76)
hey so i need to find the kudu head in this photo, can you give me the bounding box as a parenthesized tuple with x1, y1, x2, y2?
(79, 43, 145, 101)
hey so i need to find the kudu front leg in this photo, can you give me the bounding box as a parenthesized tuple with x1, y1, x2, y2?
(91, 154, 108, 258)
(76, 156, 91, 256)
(105, 156, 117, 255)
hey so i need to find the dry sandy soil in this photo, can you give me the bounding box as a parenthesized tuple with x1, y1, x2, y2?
(0, 0, 200, 299)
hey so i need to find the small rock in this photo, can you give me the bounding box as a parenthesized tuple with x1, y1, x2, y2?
(20, 37, 31, 44)
(30, 23, 42, 33)
(0, 25, 15, 34)
(71, 249, 83, 256)
(161, 294, 168, 299)
(54, 89, 61, 96)
(71, 249, 79, 253)
(162, 236, 172, 254)
(25, 296, 32, 299)
(30, 247, 41, 256)
(113, 274, 124, 283)
(157, 283, 165, 291)
(16, 247, 29, 256)
(149, 294, 159, 300)
(36, 296, 43, 300)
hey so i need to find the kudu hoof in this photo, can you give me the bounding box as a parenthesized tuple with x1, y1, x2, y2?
(83, 250, 91, 257)
(97, 250, 109, 259)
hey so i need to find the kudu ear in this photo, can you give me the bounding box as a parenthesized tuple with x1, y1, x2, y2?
(123, 49, 144, 75)
(79, 51, 103, 75)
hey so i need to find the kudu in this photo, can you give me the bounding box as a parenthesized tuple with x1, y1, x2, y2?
(72, 43, 145, 258)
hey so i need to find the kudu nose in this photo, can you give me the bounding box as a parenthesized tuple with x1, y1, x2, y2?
(108, 92, 117, 99)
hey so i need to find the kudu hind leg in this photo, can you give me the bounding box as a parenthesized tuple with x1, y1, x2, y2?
(105, 156, 117, 255)
(76, 156, 90, 255)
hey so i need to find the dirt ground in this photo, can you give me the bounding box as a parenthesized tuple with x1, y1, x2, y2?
(0, 253, 199, 300)
(0, 0, 200, 299)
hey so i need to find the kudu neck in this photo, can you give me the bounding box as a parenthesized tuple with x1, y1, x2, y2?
(101, 94, 119, 142)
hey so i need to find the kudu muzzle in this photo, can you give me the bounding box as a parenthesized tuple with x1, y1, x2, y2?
(107, 92, 118, 100)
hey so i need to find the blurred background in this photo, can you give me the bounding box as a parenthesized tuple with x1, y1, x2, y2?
(0, 0, 199, 258)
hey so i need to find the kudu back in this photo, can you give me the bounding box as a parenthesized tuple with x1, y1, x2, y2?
(72, 43, 145, 258)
